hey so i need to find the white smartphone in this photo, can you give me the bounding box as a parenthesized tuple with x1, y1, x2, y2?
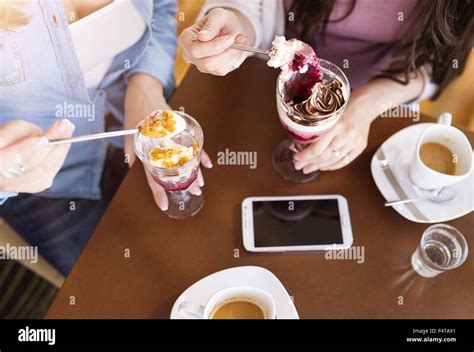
(241, 195, 353, 252)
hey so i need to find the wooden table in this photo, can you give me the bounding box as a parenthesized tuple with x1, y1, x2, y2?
(46, 59, 474, 319)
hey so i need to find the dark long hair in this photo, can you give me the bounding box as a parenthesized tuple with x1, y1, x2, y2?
(288, 0, 474, 99)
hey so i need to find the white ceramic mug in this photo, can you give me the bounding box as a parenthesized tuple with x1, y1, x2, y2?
(178, 286, 276, 319)
(409, 113, 473, 190)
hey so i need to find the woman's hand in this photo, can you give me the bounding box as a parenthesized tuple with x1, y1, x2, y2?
(293, 91, 375, 173)
(179, 8, 254, 76)
(0, 119, 75, 193)
(124, 73, 213, 211)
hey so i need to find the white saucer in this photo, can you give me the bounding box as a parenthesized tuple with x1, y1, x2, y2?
(371, 123, 474, 223)
(170, 266, 299, 319)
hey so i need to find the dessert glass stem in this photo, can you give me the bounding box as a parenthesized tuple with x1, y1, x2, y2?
(272, 139, 320, 183)
(292, 141, 306, 153)
(164, 189, 204, 220)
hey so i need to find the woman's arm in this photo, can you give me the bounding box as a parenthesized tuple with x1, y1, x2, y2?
(356, 69, 425, 119)
(125, 0, 178, 99)
(294, 70, 425, 173)
(123, 73, 169, 166)
(123, 0, 179, 149)
(123, 73, 174, 211)
(122, 0, 185, 211)
(123, 73, 212, 211)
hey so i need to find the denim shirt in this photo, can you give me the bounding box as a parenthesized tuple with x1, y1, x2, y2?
(0, 0, 177, 203)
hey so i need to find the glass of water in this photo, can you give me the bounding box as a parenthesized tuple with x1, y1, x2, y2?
(411, 224, 468, 278)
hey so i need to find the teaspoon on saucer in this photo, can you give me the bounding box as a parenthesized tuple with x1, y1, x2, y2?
(384, 187, 456, 207)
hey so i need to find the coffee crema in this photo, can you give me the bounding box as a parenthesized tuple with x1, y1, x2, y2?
(209, 298, 266, 319)
(419, 142, 460, 175)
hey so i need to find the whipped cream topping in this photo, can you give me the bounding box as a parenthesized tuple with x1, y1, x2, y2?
(139, 110, 186, 139)
(149, 141, 195, 168)
(292, 79, 345, 122)
(267, 36, 305, 69)
(267, 36, 318, 79)
(138, 110, 197, 168)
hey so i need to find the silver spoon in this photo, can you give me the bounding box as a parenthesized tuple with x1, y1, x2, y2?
(47, 129, 139, 146)
(384, 187, 455, 207)
(189, 33, 269, 56)
(230, 43, 269, 57)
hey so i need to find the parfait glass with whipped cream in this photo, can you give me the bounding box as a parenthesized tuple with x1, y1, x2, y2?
(134, 110, 204, 219)
(268, 37, 350, 183)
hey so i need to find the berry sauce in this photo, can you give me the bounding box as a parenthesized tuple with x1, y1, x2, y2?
(283, 54, 321, 105)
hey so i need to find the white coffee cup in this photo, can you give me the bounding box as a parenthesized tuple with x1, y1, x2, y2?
(178, 286, 276, 319)
(409, 113, 473, 190)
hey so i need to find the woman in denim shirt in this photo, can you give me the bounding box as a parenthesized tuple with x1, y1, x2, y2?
(0, 0, 210, 275)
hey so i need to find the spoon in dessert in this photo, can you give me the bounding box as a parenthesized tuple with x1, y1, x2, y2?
(231, 37, 317, 71)
(47, 110, 186, 146)
(46, 129, 139, 146)
(384, 187, 455, 207)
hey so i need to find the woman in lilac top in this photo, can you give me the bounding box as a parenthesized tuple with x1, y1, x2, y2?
(179, 0, 473, 173)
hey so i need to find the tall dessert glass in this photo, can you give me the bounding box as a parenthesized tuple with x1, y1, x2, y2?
(273, 59, 350, 183)
(134, 111, 204, 219)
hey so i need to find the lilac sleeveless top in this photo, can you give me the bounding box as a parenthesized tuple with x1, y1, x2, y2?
(284, 0, 420, 88)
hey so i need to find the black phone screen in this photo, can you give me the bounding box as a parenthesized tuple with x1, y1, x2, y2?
(252, 199, 343, 247)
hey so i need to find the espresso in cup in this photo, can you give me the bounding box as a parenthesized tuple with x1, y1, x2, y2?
(209, 298, 266, 319)
(178, 286, 276, 319)
(409, 115, 473, 190)
(419, 142, 460, 176)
